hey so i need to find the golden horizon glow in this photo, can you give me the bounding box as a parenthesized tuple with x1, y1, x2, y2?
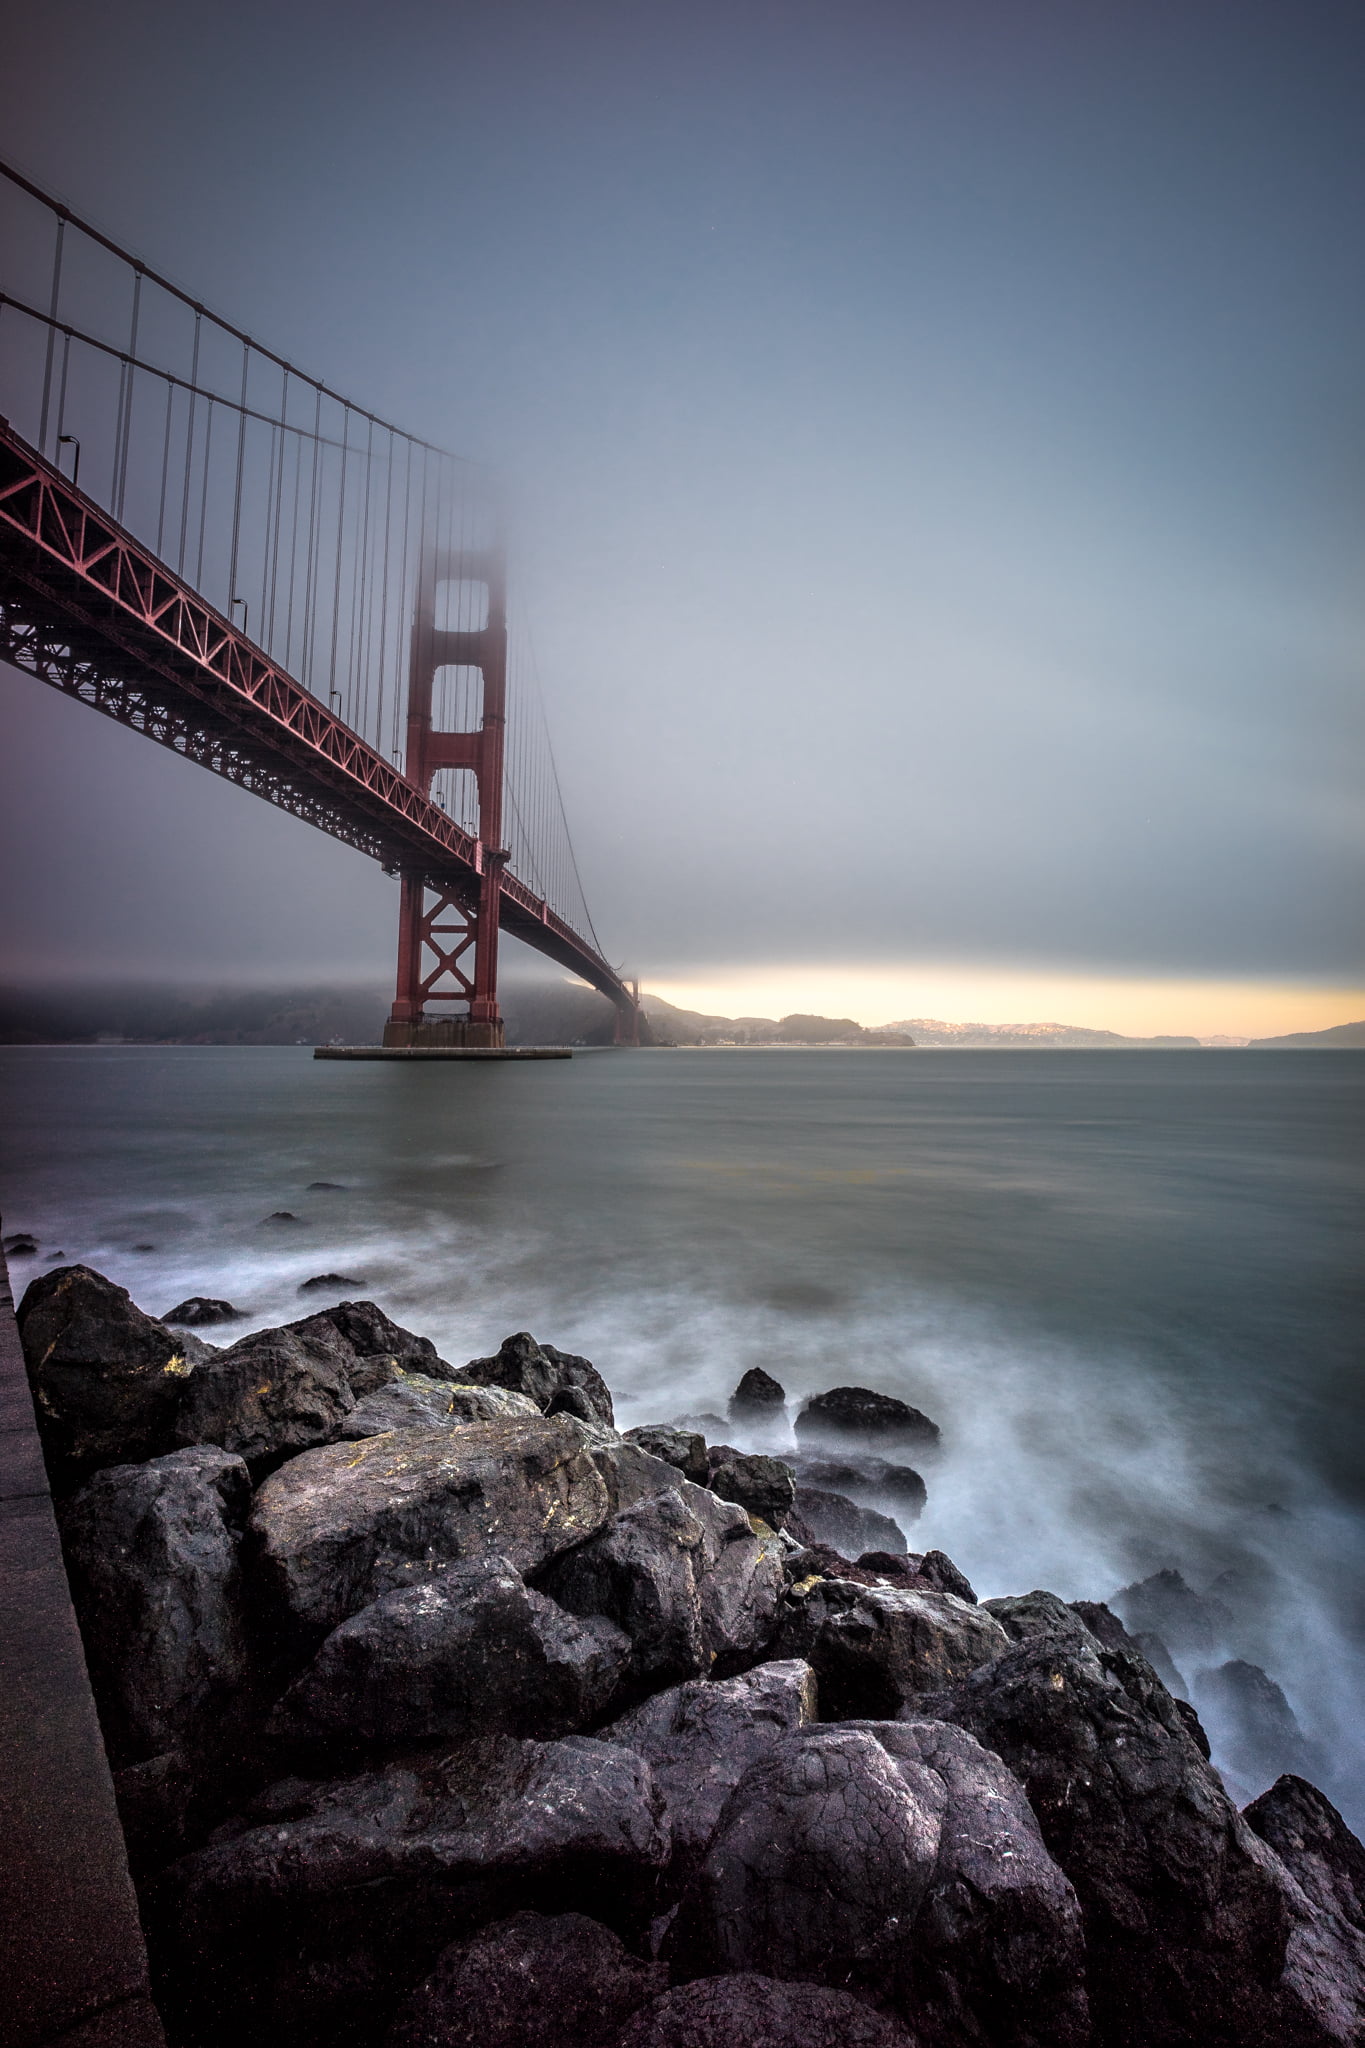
(641, 965, 1365, 1042)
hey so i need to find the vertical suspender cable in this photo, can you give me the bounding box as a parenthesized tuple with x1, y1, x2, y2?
(37, 214, 65, 455)
(176, 310, 202, 575)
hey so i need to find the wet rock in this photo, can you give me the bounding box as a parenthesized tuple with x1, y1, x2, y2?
(671, 1411, 727, 1437)
(290, 1299, 456, 1393)
(156, 1734, 668, 2048)
(623, 1424, 709, 1485)
(1109, 1566, 1232, 1663)
(250, 1414, 615, 1641)
(795, 1386, 940, 1452)
(113, 1749, 197, 1876)
(263, 1211, 300, 1223)
(910, 1550, 977, 1602)
(270, 1557, 631, 1751)
(172, 1324, 357, 1470)
(704, 1446, 796, 1529)
(542, 1482, 784, 1695)
(614, 1974, 920, 2048)
(463, 1331, 615, 1427)
(57, 1446, 253, 1768)
(386, 1909, 667, 2048)
(1245, 1776, 1365, 1938)
(606, 1659, 818, 1872)
(306, 1181, 347, 1191)
(163, 1297, 244, 1327)
(18, 1264, 196, 1486)
(727, 1366, 787, 1422)
(779, 1579, 1008, 1719)
(984, 1589, 1096, 1648)
(1193, 1658, 1317, 1792)
(793, 1453, 927, 1520)
(337, 1373, 541, 1438)
(924, 1617, 1346, 2046)
(787, 1485, 906, 1557)
(3, 1231, 39, 1255)
(298, 1273, 362, 1293)
(668, 1718, 1086, 2046)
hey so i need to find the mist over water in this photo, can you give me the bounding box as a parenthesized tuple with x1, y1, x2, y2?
(2, 1045, 1362, 1826)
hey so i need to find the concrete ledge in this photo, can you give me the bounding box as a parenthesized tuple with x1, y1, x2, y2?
(0, 1239, 165, 2048)
(314, 1046, 572, 1060)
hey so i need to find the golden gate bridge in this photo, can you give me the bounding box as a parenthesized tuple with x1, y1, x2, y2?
(0, 161, 643, 1048)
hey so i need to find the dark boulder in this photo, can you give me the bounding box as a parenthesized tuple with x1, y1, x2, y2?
(163, 1297, 244, 1326)
(1245, 1776, 1365, 1937)
(250, 1414, 617, 1641)
(57, 1446, 253, 1773)
(727, 1366, 787, 1422)
(909, 1550, 977, 1602)
(269, 1557, 631, 1752)
(614, 1974, 920, 2047)
(386, 1910, 666, 2048)
(667, 1718, 1087, 2046)
(795, 1386, 939, 1452)
(298, 1273, 362, 1293)
(778, 1578, 1008, 1719)
(154, 1734, 668, 2048)
(623, 1424, 710, 1485)
(18, 1264, 196, 1485)
(794, 1453, 927, 1520)
(704, 1446, 796, 1529)
(337, 1373, 541, 1439)
(463, 1331, 615, 1427)
(1108, 1566, 1232, 1663)
(787, 1485, 906, 1557)
(290, 1299, 457, 1393)
(924, 1616, 1355, 2045)
(263, 1211, 299, 1223)
(606, 1659, 818, 1872)
(4, 1231, 39, 1255)
(172, 1324, 357, 1470)
(541, 1482, 784, 1695)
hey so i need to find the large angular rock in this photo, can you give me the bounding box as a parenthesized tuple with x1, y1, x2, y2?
(727, 1367, 788, 1423)
(704, 1447, 795, 1529)
(57, 1444, 253, 1767)
(270, 1557, 631, 1750)
(623, 1425, 709, 1485)
(155, 1735, 667, 2048)
(174, 1324, 357, 1468)
(386, 1910, 666, 2048)
(606, 1660, 818, 1870)
(289, 1299, 457, 1395)
(250, 1414, 616, 1641)
(925, 1618, 1357, 2045)
(795, 1386, 939, 1452)
(1193, 1659, 1317, 1793)
(542, 1482, 783, 1695)
(163, 1296, 244, 1327)
(778, 1578, 1007, 1719)
(668, 1718, 1086, 2045)
(614, 1974, 920, 2047)
(787, 1485, 906, 1557)
(794, 1453, 927, 1520)
(1245, 1776, 1365, 1937)
(1108, 1566, 1232, 1663)
(463, 1332, 615, 1427)
(18, 1264, 196, 1485)
(337, 1373, 541, 1439)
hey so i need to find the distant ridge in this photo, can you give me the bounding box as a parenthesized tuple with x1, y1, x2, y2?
(1247, 1020, 1365, 1049)
(877, 1017, 1199, 1049)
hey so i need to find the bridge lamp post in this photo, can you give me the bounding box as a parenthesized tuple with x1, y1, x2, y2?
(57, 434, 79, 486)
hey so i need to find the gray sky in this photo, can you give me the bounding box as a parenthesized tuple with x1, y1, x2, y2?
(2, 0, 1362, 1026)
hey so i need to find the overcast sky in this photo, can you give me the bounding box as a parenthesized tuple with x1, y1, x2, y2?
(2, 0, 1362, 1030)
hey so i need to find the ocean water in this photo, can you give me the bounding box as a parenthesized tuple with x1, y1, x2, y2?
(2, 1044, 1362, 1822)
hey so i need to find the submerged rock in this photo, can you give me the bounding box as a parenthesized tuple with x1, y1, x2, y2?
(795, 1386, 940, 1452)
(386, 1910, 667, 2048)
(299, 1273, 363, 1293)
(727, 1367, 787, 1422)
(270, 1557, 631, 1751)
(1108, 1566, 1233, 1663)
(18, 1264, 197, 1486)
(793, 1453, 927, 1520)
(163, 1297, 244, 1326)
(615, 1974, 920, 2048)
(250, 1414, 617, 1641)
(1193, 1658, 1317, 1793)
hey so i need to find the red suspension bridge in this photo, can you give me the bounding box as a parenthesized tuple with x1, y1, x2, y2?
(0, 162, 643, 1048)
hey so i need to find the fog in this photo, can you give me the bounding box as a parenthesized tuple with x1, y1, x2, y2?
(2, 0, 1362, 1005)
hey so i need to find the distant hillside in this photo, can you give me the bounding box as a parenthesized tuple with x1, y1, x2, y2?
(876, 1017, 1200, 1049)
(640, 996, 914, 1046)
(1248, 1020, 1365, 1050)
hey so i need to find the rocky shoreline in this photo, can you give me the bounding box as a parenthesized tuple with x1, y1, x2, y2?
(16, 1263, 1365, 2047)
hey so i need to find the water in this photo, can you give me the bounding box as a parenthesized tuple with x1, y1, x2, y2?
(2, 1045, 1362, 1822)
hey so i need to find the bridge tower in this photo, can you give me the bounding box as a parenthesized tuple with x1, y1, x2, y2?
(384, 549, 508, 1049)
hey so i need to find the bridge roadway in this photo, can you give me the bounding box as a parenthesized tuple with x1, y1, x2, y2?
(0, 417, 634, 1023)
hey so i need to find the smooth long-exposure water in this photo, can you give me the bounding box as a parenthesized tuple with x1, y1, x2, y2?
(2, 1045, 1362, 1821)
